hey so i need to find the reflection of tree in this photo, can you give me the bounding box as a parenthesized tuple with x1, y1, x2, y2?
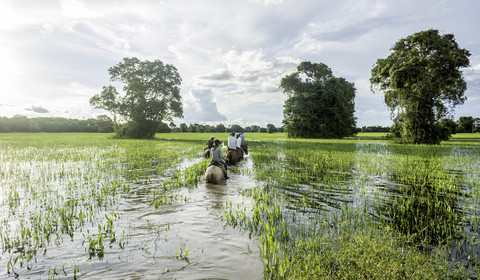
(375, 164, 464, 246)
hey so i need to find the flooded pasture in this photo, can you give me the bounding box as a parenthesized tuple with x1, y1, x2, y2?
(1, 133, 480, 279)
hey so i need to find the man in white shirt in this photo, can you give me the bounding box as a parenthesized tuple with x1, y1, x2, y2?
(227, 132, 237, 150)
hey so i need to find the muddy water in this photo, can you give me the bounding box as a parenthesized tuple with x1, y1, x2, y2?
(1, 156, 263, 279)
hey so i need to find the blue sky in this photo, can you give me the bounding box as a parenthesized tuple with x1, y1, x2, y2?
(1, 0, 479, 127)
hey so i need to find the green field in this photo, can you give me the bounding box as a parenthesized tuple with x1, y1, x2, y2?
(0, 133, 479, 279)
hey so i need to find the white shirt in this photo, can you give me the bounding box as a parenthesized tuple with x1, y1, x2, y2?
(227, 136, 237, 149)
(236, 137, 242, 148)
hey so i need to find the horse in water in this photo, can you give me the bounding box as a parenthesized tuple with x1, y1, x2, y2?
(204, 148, 211, 158)
(204, 163, 226, 184)
(241, 142, 248, 155)
(225, 149, 240, 165)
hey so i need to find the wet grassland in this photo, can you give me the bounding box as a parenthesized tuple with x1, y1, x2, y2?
(1, 132, 479, 279)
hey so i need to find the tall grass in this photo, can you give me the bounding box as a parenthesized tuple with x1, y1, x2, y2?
(224, 132, 480, 279)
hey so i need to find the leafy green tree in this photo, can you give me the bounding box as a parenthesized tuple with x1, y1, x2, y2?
(179, 123, 188, 132)
(215, 123, 226, 133)
(438, 118, 457, 134)
(266, 123, 276, 133)
(96, 115, 114, 133)
(249, 125, 260, 133)
(280, 61, 356, 138)
(457, 116, 474, 133)
(90, 57, 182, 139)
(229, 124, 243, 133)
(371, 29, 470, 144)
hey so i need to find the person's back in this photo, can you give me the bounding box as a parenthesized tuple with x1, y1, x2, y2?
(227, 133, 237, 150)
(210, 146, 224, 162)
(240, 133, 245, 142)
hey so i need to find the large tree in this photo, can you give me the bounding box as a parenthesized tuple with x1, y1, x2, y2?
(90, 57, 183, 139)
(280, 61, 356, 138)
(371, 29, 470, 144)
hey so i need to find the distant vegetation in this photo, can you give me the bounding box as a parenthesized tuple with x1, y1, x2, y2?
(2, 115, 479, 135)
(0, 115, 284, 134)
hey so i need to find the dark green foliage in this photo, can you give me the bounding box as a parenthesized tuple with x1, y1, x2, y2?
(439, 118, 457, 134)
(90, 57, 182, 139)
(371, 29, 471, 144)
(280, 62, 357, 138)
(0, 115, 114, 133)
(266, 124, 276, 133)
(457, 116, 474, 133)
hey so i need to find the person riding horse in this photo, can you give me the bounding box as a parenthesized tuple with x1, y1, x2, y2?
(209, 139, 228, 179)
(204, 136, 215, 157)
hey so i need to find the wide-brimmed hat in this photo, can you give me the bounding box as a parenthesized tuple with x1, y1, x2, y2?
(214, 139, 222, 145)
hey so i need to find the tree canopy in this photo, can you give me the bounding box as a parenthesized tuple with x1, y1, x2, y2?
(280, 61, 356, 138)
(370, 29, 470, 144)
(90, 57, 182, 139)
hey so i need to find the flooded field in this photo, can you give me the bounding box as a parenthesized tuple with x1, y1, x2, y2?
(1, 133, 480, 279)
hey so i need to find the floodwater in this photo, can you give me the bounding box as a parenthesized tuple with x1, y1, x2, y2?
(0, 155, 264, 279)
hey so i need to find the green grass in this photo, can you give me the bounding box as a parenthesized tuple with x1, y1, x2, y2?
(1, 132, 479, 279)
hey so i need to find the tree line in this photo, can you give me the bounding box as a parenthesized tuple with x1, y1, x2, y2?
(0, 115, 283, 134)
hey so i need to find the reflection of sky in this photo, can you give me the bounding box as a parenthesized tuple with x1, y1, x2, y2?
(1, 0, 479, 127)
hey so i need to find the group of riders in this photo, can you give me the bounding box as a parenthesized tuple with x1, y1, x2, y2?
(204, 132, 247, 180)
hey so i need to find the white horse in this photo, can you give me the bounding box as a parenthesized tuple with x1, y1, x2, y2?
(204, 165, 226, 184)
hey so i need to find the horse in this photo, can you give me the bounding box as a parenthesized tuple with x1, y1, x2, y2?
(204, 164, 226, 184)
(204, 148, 211, 158)
(225, 149, 240, 165)
(241, 142, 248, 155)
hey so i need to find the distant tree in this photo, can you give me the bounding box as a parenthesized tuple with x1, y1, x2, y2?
(180, 123, 188, 132)
(457, 116, 474, 133)
(438, 119, 457, 134)
(96, 115, 114, 132)
(475, 118, 480, 133)
(258, 127, 267, 133)
(229, 124, 243, 133)
(361, 126, 390, 133)
(188, 123, 198, 133)
(250, 125, 260, 133)
(215, 123, 226, 133)
(371, 29, 471, 144)
(280, 61, 356, 138)
(157, 122, 171, 133)
(205, 125, 216, 133)
(0, 117, 11, 132)
(266, 124, 276, 133)
(90, 57, 182, 139)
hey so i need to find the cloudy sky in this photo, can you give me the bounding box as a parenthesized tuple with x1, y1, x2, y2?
(1, 0, 479, 127)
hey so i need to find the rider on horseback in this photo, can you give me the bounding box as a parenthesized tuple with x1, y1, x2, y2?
(210, 139, 229, 179)
(205, 136, 215, 152)
(227, 132, 237, 151)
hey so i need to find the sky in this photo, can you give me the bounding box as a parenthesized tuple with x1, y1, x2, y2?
(0, 0, 479, 128)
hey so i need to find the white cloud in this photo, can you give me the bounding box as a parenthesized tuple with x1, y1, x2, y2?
(1, 0, 480, 127)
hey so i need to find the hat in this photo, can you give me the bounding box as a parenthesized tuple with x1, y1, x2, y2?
(211, 136, 215, 139)
(230, 132, 235, 136)
(214, 139, 222, 145)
